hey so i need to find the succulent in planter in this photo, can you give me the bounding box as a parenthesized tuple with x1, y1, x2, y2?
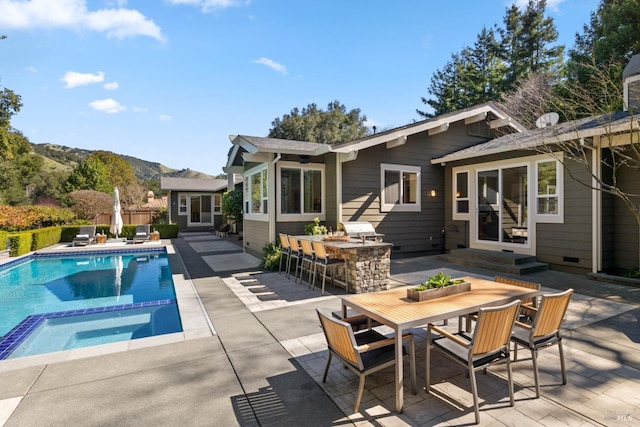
(408, 272, 470, 301)
(412, 272, 466, 291)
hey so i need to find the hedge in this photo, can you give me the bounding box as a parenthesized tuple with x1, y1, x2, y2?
(31, 227, 63, 251)
(0, 231, 7, 251)
(8, 233, 32, 257)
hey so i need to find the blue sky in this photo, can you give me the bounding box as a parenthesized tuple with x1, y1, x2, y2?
(1, 0, 599, 177)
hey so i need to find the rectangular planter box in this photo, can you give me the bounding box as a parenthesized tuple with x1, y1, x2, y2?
(407, 281, 471, 302)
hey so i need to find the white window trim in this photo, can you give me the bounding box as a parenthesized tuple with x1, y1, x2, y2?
(178, 194, 187, 216)
(277, 161, 325, 222)
(244, 164, 269, 221)
(452, 168, 470, 220)
(380, 163, 421, 213)
(535, 156, 564, 224)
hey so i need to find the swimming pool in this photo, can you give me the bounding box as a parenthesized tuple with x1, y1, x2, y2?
(0, 248, 183, 359)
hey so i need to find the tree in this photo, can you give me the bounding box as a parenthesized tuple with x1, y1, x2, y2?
(64, 157, 112, 194)
(268, 100, 369, 143)
(497, 72, 557, 129)
(222, 189, 243, 224)
(68, 190, 113, 221)
(562, 0, 640, 116)
(418, 0, 563, 117)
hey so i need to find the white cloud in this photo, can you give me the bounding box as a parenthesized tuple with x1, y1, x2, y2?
(253, 57, 287, 75)
(132, 106, 148, 112)
(166, 0, 241, 12)
(103, 81, 119, 90)
(26, 65, 37, 72)
(0, 0, 165, 41)
(89, 98, 126, 114)
(60, 70, 104, 88)
(159, 114, 172, 122)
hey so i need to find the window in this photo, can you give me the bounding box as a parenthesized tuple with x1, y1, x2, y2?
(214, 194, 221, 213)
(380, 163, 421, 212)
(178, 194, 187, 215)
(278, 162, 324, 219)
(537, 160, 558, 215)
(244, 165, 268, 216)
(455, 171, 469, 214)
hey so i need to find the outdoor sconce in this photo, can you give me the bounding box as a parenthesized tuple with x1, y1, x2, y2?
(429, 189, 437, 198)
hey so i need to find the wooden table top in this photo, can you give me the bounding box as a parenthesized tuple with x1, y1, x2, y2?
(341, 276, 538, 329)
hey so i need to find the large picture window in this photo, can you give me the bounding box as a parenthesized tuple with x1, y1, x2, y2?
(244, 165, 268, 216)
(278, 162, 324, 219)
(380, 163, 421, 212)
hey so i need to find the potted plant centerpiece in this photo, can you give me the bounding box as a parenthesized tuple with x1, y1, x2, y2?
(407, 272, 471, 302)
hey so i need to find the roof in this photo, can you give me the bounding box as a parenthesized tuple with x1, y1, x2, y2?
(431, 110, 637, 164)
(330, 102, 527, 153)
(160, 177, 228, 192)
(141, 196, 168, 211)
(623, 53, 640, 80)
(225, 103, 527, 168)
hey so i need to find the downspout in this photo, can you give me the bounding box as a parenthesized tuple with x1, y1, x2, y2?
(589, 138, 601, 273)
(269, 153, 281, 243)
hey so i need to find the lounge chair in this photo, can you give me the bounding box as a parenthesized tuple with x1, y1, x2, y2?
(215, 223, 230, 238)
(72, 226, 97, 247)
(133, 224, 151, 244)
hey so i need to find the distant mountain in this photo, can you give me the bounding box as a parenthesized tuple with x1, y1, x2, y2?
(31, 143, 215, 181)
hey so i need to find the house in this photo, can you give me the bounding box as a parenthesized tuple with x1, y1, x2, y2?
(224, 103, 525, 258)
(160, 177, 228, 231)
(432, 55, 640, 275)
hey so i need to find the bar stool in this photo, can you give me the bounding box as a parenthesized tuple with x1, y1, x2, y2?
(287, 235, 303, 281)
(278, 233, 291, 275)
(299, 238, 316, 285)
(312, 240, 347, 295)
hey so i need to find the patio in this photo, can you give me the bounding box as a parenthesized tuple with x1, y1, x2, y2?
(1, 232, 638, 426)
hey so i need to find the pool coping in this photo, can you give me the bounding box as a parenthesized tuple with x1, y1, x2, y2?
(0, 241, 215, 373)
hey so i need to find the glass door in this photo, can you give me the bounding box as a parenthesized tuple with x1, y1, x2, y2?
(476, 166, 528, 244)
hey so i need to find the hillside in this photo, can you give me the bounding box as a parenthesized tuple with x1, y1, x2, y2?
(31, 143, 215, 181)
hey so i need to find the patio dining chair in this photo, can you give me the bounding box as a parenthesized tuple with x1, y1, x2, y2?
(278, 233, 291, 275)
(316, 309, 416, 414)
(459, 276, 540, 332)
(426, 299, 521, 425)
(298, 238, 316, 285)
(286, 235, 302, 281)
(511, 288, 574, 398)
(312, 240, 347, 295)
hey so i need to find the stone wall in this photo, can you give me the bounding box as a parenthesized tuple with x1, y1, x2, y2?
(341, 246, 391, 293)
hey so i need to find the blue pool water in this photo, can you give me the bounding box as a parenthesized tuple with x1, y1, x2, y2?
(0, 249, 182, 359)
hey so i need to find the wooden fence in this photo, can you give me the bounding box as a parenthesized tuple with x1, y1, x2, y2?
(93, 211, 154, 226)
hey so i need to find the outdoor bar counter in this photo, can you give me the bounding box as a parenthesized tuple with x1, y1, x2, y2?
(297, 235, 392, 293)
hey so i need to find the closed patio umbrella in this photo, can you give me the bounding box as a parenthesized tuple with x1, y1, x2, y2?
(110, 187, 123, 240)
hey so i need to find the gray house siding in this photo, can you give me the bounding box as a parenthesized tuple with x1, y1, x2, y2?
(536, 161, 593, 274)
(243, 220, 269, 258)
(342, 122, 487, 254)
(612, 162, 640, 270)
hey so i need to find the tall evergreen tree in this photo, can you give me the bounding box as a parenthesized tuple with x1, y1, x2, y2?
(418, 0, 563, 117)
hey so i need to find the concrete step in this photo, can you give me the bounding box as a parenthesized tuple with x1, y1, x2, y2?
(438, 248, 549, 275)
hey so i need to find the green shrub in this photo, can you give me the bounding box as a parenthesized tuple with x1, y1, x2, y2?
(31, 227, 62, 250)
(152, 223, 178, 238)
(8, 233, 33, 257)
(0, 231, 7, 250)
(262, 241, 282, 271)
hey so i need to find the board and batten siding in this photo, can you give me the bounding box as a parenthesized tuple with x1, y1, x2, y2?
(536, 159, 593, 274)
(342, 122, 488, 254)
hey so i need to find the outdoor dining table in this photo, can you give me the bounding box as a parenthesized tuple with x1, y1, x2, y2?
(340, 276, 539, 413)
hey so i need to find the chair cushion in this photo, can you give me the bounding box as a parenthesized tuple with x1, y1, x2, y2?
(355, 330, 406, 371)
(75, 235, 89, 239)
(432, 332, 508, 368)
(511, 326, 560, 349)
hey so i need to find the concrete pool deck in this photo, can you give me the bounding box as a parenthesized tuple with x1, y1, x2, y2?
(0, 232, 639, 426)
